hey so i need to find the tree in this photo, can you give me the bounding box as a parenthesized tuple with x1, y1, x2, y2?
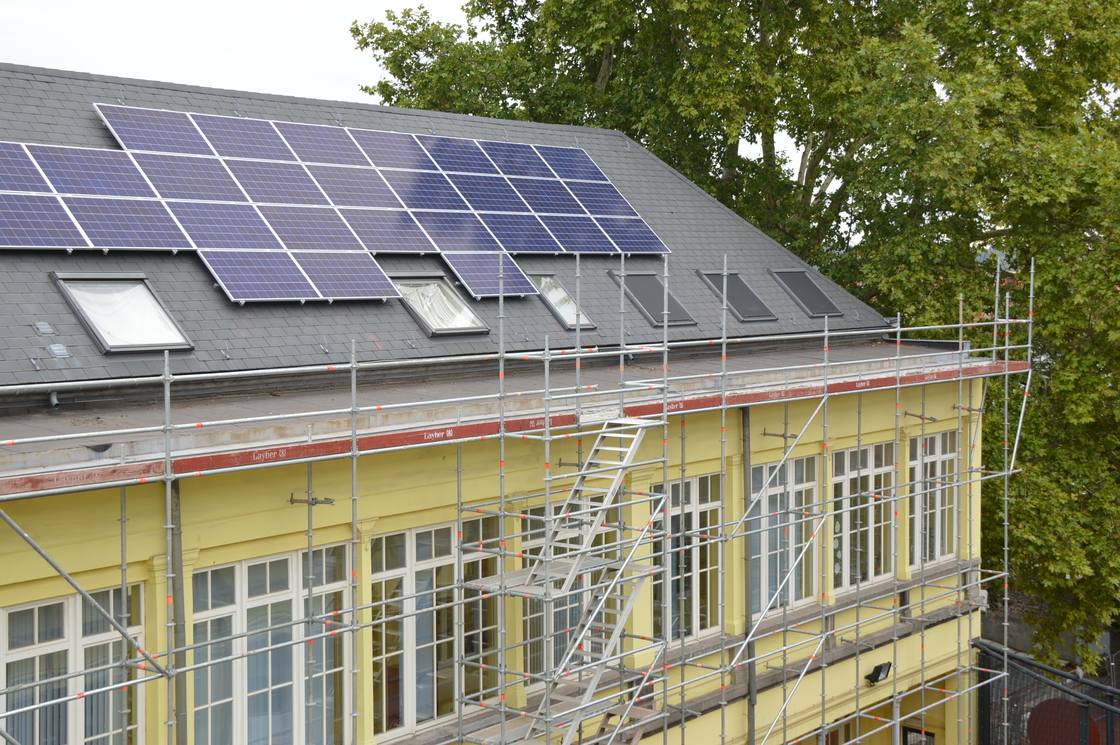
(353, 0, 1120, 668)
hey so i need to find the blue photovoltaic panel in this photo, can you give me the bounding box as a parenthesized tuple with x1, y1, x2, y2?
(192, 114, 295, 161)
(225, 160, 328, 205)
(64, 197, 192, 249)
(477, 140, 555, 178)
(416, 135, 499, 175)
(349, 129, 437, 171)
(258, 205, 363, 251)
(535, 145, 609, 182)
(508, 178, 584, 215)
(412, 212, 502, 252)
(167, 202, 283, 250)
(0, 194, 87, 247)
(28, 146, 156, 198)
(292, 252, 401, 299)
(199, 250, 319, 301)
(307, 165, 401, 208)
(479, 213, 563, 253)
(340, 209, 436, 253)
(564, 181, 637, 217)
(133, 153, 247, 202)
(0, 142, 51, 192)
(539, 215, 617, 253)
(379, 170, 470, 211)
(96, 104, 214, 156)
(442, 252, 538, 297)
(447, 174, 530, 213)
(595, 216, 668, 253)
(274, 122, 370, 167)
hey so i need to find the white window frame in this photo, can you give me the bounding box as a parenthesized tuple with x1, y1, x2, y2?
(369, 518, 498, 739)
(190, 545, 351, 745)
(909, 430, 959, 566)
(749, 455, 819, 615)
(831, 442, 897, 590)
(651, 473, 722, 640)
(51, 271, 193, 353)
(2, 586, 144, 745)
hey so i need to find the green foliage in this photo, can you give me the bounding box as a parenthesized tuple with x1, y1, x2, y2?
(352, 0, 1120, 668)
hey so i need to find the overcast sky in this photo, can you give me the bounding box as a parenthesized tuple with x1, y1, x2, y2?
(0, 0, 468, 105)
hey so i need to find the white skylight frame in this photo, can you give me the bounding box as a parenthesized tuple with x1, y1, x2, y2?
(529, 274, 595, 330)
(50, 272, 193, 353)
(392, 275, 489, 336)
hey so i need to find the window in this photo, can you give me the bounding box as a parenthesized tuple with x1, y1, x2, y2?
(769, 270, 842, 317)
(749, 456, 819, 614)
(392, 277, 488, 336)
(530, 274, 595, 329)
(2, 587, 143, 745)
(608, 271, 694, 326)
(651, 474, 721, 639)
(697, 271, 776, 322)
(191, 545, 349, 745)
(910, 431, 958, 564)
(832, 443, 896, 589)
(51, 272, 193, 352)
(369, 519, 498, 736)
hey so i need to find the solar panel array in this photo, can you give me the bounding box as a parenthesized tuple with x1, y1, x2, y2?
(0, 103, 671, 302)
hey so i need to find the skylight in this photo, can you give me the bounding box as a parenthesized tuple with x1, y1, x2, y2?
(698, 271, 776, 322)
(393, 278, 488, 336)
(769, 270, 842, 317)
(609, 271, 694, 327)
(530, 275, 594, 330)
(51, 273, 192, 353)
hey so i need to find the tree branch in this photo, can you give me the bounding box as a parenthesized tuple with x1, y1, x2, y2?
(595, 43, 614, 92)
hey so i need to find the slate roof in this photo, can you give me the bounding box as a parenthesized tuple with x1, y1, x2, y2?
(0, 62, 889, 388)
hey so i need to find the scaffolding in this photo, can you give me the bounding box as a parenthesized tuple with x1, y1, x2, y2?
(0, 255, 1033, 745)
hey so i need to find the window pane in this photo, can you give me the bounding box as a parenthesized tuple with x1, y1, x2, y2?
(395, 280, 485, 332)
(248, 564, 268, 598)
(83, 591, 112, 637)
(38, 602, 65, 642)
(193, 572, 210, 613)
(270, 559, 289, 593)
(211, 567, 236, 608)
(8, 608, 34, 649)
(385, 534, 406, 570)
(62, 279, 189, 349)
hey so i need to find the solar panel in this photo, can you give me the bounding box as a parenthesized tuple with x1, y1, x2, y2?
(292, 251, 401, 299)
(96, 104, 214, 156)
(447, 174, 530, 213)
(348, 129, 437, 171)
(199, 249, 319, 302)
(339, 209, 437, 253)
(167, 202, 284, 250)
(274, 122, 370, 167)
(0, 142, 52, 192)
(699, 272, 775, 322)
(0, 194, 87, 247)
(192, 114, 295, 161)
(534, 145, 608, 182)
(28, 146, 156, 198)
(508, 178, 584, 215)
(442, 252, 538, 298)
(306, 165, 401, 208)
(770, 270, 842, 317)
(258, 205, 364, 251)
(538, 215, 617, 253)
(595, 217, 668, 253)
(477, 140, 555, 178)
(132, 153, 247, 202)
(412, 212, 502, 252)
(225, 160, 328, 205)
(478, 213, 563, 253)
(64, 197, 192, 249)
(416, 135, 499, 175)
(565, 181, 637, 217)
(379, 170, 469, 211)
